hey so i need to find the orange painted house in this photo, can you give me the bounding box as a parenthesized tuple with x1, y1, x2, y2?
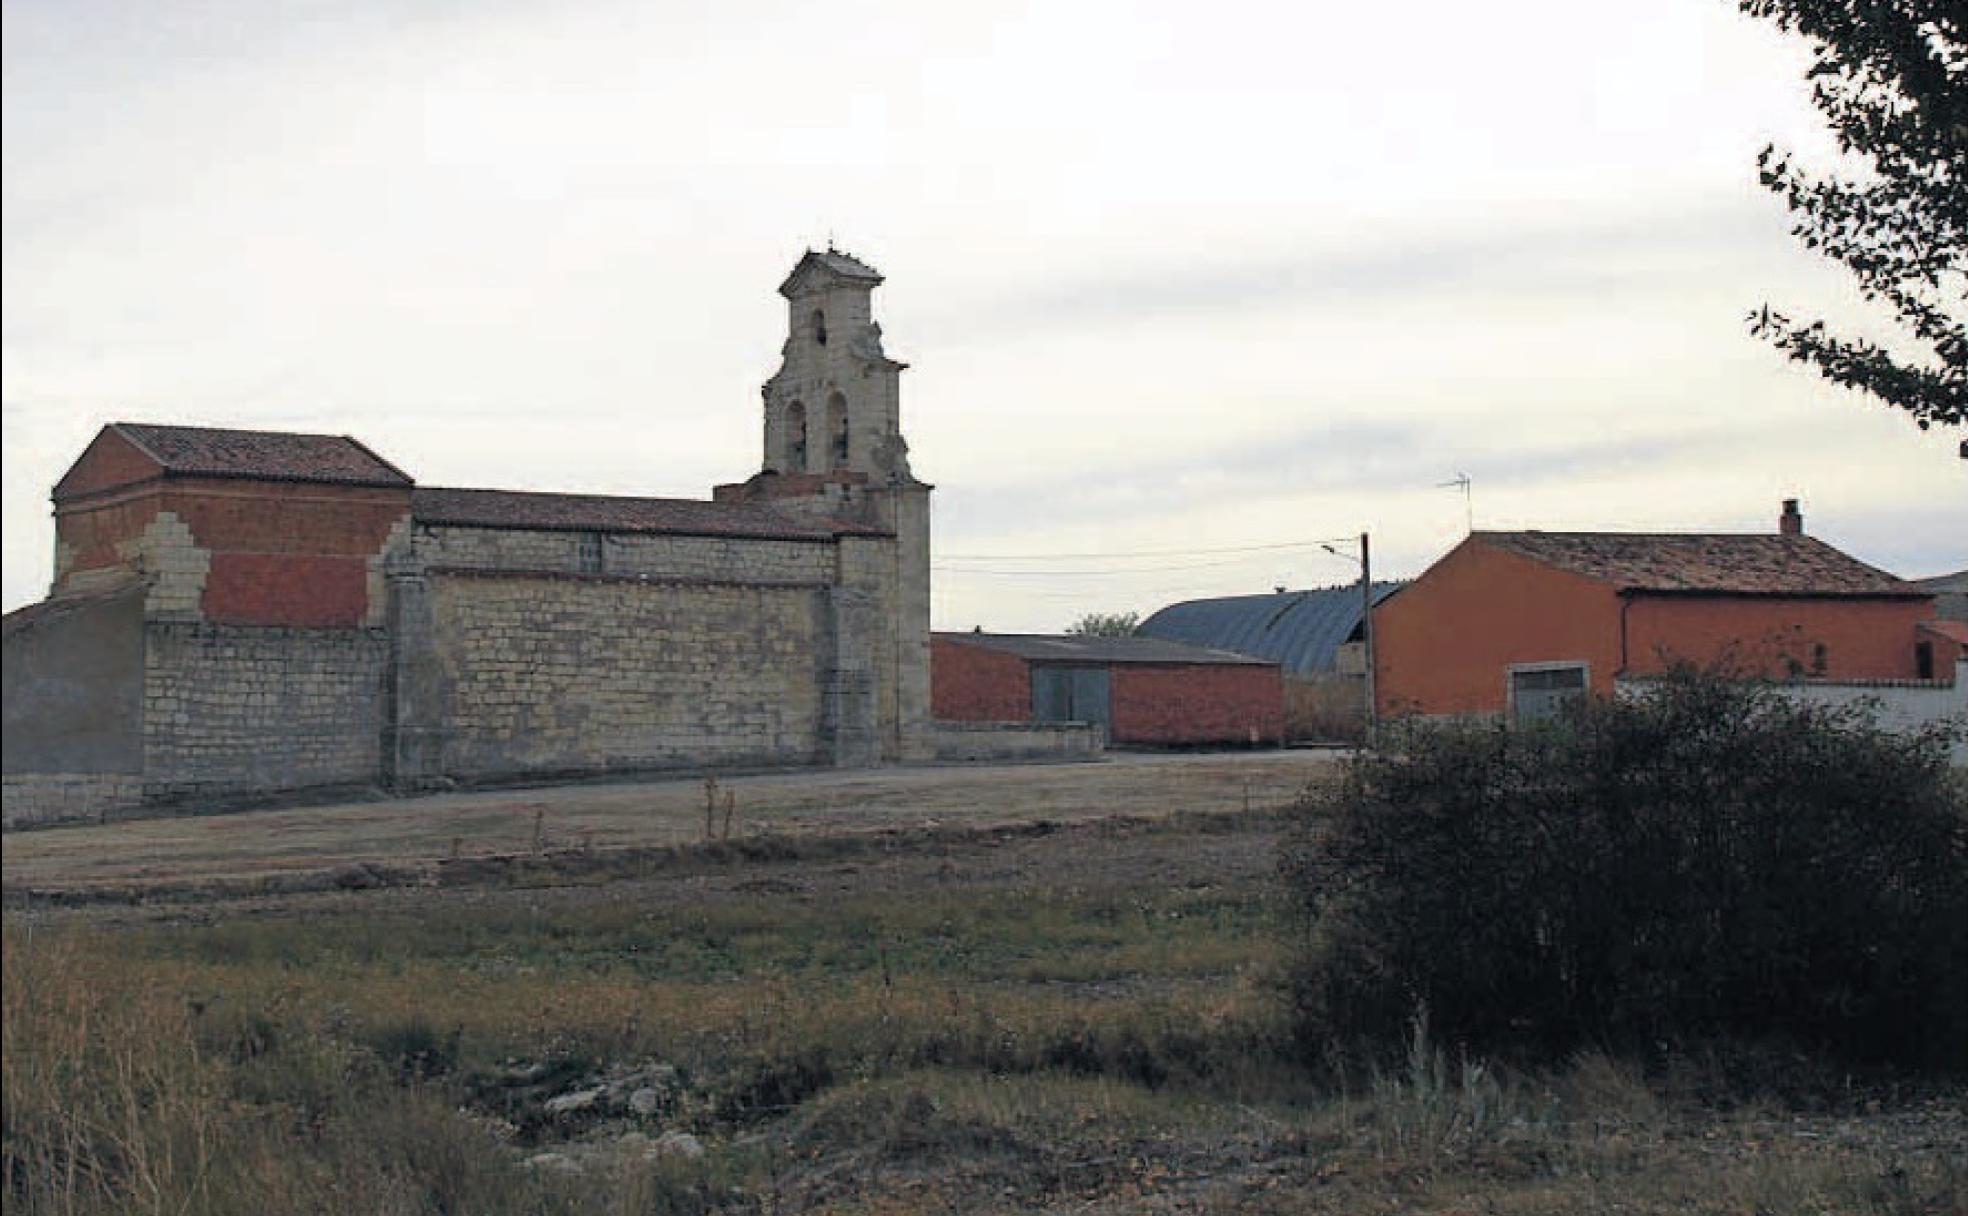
(1374, 502, 1939, 720)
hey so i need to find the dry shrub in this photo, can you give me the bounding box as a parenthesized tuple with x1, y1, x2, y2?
(1283, 669, 1968, 1071)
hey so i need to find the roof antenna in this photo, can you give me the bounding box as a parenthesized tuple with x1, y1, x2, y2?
(1436, 472, 1473, 534)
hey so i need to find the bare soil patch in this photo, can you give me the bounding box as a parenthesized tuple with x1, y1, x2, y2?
(2, 750, 1335, 900)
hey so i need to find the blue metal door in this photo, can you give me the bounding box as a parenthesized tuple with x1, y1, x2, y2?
(1033, 666, 1111, 732)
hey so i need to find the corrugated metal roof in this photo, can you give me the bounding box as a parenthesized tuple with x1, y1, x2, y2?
(1137, 582, 1406, 674)
(934, 632, 1276, 667)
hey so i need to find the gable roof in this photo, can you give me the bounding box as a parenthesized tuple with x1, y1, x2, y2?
(105, 422, 411, 488)
(1138, 582, 1407, 674)
(779, 248, 883, 297)
(1474, 531, 1922, 597)
(935, 632, 1277, 667)
(413, 486, 888, 541)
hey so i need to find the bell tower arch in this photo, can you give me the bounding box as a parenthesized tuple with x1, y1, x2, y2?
(760, 248, 912, 482)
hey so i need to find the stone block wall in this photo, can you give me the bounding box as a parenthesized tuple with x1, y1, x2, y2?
(416, 525, 835, 583)
(429, 572, 829, 780)
(142, 622, 390, 801)
(2, 584, 148, 827)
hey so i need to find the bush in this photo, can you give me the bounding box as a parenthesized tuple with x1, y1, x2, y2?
(1281, 670, 1968, 1071)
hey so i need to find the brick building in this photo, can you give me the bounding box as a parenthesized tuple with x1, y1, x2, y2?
(1373, 501, 1942, 721)
(2, 251, 934, 826)
(932, 632, 1285, 746)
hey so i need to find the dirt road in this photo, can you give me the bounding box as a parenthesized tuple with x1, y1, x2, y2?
(2, 750, 1342, 896)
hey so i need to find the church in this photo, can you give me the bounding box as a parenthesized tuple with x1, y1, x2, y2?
(2, 250, 939, 826)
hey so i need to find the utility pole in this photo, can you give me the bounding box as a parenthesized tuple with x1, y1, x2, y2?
(1359, 530, 1376, 746)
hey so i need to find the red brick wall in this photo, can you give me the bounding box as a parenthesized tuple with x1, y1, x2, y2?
(203, 553, 373, 628)
(1626, 594, 1935, 681)
(1375, 539, 1622, 716)
(54, 476, 409, 627)
(56, 493, 164, 581)
(1111, 664, 1284, 745)
(52, 429, 161, 502)
(159, 481, 408, 558)
(931, 636, 1031, 721)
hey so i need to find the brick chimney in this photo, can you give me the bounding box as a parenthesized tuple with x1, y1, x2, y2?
(1779, 498, 1803, 537)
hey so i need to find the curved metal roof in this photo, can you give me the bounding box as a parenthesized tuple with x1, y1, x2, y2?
(1137, 581, 1406, 674)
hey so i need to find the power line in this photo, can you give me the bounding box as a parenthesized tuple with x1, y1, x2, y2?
(936, 537, 1360, 562)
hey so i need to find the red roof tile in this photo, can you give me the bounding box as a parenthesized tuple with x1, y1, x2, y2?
(111, 423, 412, 486)
(1920, 619, 1968, 646)
(1474, 531, 1923, 597)
(413, 487, 888, 541)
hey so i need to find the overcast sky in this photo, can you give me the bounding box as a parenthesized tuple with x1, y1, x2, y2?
(4, 0, 1962, 628)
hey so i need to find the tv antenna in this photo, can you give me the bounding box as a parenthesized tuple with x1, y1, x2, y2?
(1437, 472, 1473, 533)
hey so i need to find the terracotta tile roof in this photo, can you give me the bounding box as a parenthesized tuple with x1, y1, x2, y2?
(413, 487, 889, 541)
(112, 423, 412, 486)
(1920, 619, 1968, 646)
(935, 632, 1279, 667)
(1474, 531, 1924, 597)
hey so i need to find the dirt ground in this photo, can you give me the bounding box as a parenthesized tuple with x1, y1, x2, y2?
(2, 750, 1340, 898)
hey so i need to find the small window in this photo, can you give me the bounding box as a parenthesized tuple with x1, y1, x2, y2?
(1916, 640, 1934, 680)
(1812, 642, 1828, 675)
(827, 391, 849, 467)
(1509, 663, 1587, 724)
(811, 309, 827, 346)
(786, 400, 808, 471)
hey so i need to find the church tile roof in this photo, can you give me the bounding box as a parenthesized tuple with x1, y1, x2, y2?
(413, 487, 888, 541)
(111, 422, 413, 487)
(1475, 531, 1923, 597)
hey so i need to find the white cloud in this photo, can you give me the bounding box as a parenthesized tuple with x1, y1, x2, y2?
(5, 0, 1961, 627)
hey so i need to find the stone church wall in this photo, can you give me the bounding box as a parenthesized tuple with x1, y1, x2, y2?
(2, 585, 148, 827)
(141, 623, 390, 804)
(429, 572, 829, 780)
(416, 525, 835, 583)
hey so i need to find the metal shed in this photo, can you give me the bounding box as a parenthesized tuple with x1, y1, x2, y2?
(1137, 582, 1406, 675)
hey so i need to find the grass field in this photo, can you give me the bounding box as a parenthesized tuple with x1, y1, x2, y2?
(4, 754, 1962, 1214)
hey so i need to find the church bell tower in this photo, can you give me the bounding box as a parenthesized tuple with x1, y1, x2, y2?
(760, 248, 915, 485)
(716, 248, 933, 765)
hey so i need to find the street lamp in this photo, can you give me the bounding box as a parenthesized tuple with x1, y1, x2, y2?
(1321, 532, 1376, 745)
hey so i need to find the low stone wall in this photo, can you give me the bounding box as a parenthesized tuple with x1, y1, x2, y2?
(1, 774, 146, 829)
(930, 721, 1103, 763)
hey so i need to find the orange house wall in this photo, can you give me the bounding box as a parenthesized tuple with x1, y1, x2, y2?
(1625, 595, 1931, 680)
(1373, 539, 1623, 717)
(1375, 537, 1938, 717)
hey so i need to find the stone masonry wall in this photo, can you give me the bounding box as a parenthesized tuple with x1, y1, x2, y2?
(430, 572, 829, 780)
(415, 525, 834, 583)
(143, 622, 389, 801)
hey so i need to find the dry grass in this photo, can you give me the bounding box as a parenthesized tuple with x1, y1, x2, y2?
(4, 765, 1962, 1214)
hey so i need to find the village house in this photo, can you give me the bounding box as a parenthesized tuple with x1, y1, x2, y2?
(1372, 500, 1955, 724)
